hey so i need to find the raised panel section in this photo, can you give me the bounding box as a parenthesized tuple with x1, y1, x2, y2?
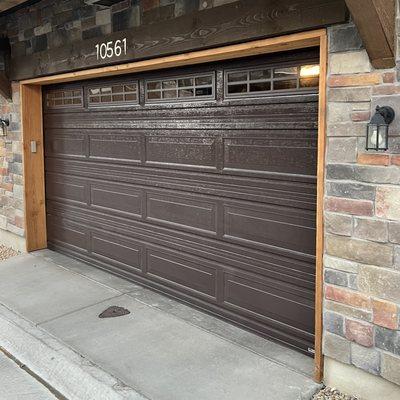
(224, 204, 316, 256)
(91, 233, 142, 272)
(147, 192, 217, 234)
(223, 135, 317, 176)
(147, 248, 217, 298)
(90, 182, 142, 218)
(47, 216, 88, 252)
(223, 272, 315, 333)
(146, 135, 217, 169)
(89, 133, 142, 162)
(46, 173, 86, 205)
(45, 132, 86, 158)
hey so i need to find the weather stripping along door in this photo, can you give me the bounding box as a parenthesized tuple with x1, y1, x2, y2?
(43, 48, 319, 354)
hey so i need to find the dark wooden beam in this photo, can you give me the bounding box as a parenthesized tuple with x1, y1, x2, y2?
(345, 0, 396, 69)
(0, 71, 11, 99)
(10, 0, 348, 81)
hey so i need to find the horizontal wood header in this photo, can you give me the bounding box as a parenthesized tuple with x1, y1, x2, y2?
(8, 0, 347, 81)
(21, 29, 326, 86)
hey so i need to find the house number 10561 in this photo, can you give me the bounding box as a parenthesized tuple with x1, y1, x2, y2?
(95, 39, 127, 60)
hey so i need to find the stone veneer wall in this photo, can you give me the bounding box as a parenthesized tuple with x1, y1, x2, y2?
(0, 83, 24, 243)
(323, 19, 400, 387)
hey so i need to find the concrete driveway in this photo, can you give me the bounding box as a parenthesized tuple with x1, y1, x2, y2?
(0, 250, 321, 400)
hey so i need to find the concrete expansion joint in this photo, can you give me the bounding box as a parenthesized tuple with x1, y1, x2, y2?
(0, 303, 150, 400)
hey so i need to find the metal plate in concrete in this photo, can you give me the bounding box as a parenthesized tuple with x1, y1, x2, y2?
(0, 352, 57, 400)
(0, 254, 121, 324)
(42, 295, 319, 400)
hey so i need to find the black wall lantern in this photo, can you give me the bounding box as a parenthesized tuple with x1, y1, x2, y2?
(366, 106, 395, 151)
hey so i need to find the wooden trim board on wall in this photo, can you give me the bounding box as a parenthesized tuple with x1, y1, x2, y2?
(20, 28, 327, 382)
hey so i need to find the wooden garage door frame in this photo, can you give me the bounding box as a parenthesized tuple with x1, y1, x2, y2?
(20, 28, 327, 382)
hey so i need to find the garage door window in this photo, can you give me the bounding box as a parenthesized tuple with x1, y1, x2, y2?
(46, 89, 83, 108)
(88, 82, 138, 106)
(225, 64, 319, 97)
(145, 73, 214, 102)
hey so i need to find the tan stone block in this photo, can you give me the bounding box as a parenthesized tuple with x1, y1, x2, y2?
(358, 153, 390, 166)
(376, 186, 400, 221)
(358, 265, 400, 303)
(328, 87, 372, 103)
(325, 300, 372, 322)
(381, 353, 400, 386)
(328, 73, 381, 87)
(372, 298, 398, 329)
(325, 235, 393, 267)
(329, 51, 371, 74)
(324, 255, 359, 273)
(354, 218, 388, 243)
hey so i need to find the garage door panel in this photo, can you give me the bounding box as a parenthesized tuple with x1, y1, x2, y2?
(146, 191, 218, 235)
(44, 51, 319, 354)
(45, 131, 86, 159)
(145, 135, 218, 169)
(222, 272, 315, 333)
(90, 182, 143, 218)
(47, 216, 89, 253)
(146, 248, 218, 299)
(91, 233, 143, 272)
(46, 173, 87, 205)
(88, 133, 142, 163)
(223, 137, 317, 176)
(224, 204, 316, 256)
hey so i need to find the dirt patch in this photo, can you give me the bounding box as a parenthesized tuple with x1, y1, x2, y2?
(314, 387, 358, 400)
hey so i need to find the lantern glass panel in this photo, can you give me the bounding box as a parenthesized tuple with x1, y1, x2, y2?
(366, 123, 388, 150)
(378, 124, 389, 150)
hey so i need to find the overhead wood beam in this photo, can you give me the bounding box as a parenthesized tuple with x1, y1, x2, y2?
(345, 0, 396, 69)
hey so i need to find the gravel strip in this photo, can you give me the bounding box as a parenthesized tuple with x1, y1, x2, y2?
(0, 245, 19, 261)
(313, 387, 358, 400)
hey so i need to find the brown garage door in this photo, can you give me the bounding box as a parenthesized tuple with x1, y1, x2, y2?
(43, 48, 319, 355)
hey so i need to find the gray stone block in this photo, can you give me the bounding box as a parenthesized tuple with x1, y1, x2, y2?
(381, 353, 400, 386)
(324, 311, 344, 336)
(327, 122, 367, 137)
(328, 87, 372, 103)
(326, 181, 375, 201)
(328, 24, 363, 53)
(351, 343, 381, 375)
(325, 212, 352, 236)
(354, 218, 389, 243)
(326, 164, 355, 180)
(324, 268, 348, 287)
(323, 332, 351, 364)
(354, 166, 400, 185)
(348, 274, 358, 290)
(326, 138, 358, 163)
(375, 326, 400, 356)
